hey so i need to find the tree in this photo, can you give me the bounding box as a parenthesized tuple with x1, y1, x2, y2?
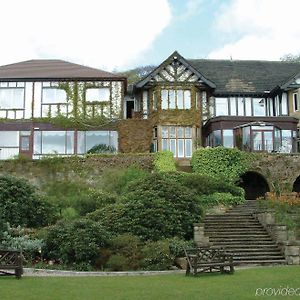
(280, 53, 300, 63)
(0, 175, 56, 227)
(118, 65, 156, 84)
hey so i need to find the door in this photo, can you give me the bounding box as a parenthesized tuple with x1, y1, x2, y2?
(252, 130, 273, 152)
(19, 132, 32, 158)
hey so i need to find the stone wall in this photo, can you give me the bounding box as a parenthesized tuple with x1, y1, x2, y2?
(250, 153, 300, 192)
(0, 154, 154, 187)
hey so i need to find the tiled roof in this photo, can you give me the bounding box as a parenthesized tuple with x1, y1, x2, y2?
(188, 59, 300, 94)
(0, 59, 125, 81)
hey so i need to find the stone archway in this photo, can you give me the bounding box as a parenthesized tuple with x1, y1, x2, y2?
(239, 171, 270, 200)
(292, 176, 300, 193)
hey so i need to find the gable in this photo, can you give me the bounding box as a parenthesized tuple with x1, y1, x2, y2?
(135, 51, 216, 89)
(280, 71, 300, 90)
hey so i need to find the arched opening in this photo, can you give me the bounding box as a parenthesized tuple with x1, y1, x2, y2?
(292, 176, 300, 193)
(239, 172, 270, 200)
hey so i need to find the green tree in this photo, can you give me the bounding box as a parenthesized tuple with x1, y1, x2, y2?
(0, 175, 56, 227)
(280, 53, 300, 62)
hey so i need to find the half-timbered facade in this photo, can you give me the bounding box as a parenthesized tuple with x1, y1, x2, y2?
(0, 60, 126, 159)
(129, 51, 300, 158)
(1, 53, 300, 160)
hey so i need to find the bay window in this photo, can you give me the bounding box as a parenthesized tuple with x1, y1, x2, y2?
(160, 126, 193, 158)
(161, 89, 191, 110)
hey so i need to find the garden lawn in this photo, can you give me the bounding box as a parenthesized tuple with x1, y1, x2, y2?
(1, 266, 300, 300)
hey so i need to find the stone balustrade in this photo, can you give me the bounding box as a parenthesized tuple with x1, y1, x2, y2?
(254, 210, 300, 265)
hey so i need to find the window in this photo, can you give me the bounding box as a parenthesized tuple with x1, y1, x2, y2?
(0, 131, 19, 147)
(77, 131, 118, 154)
(42, 88, 67, 104)
(293, 93, 299, 111)
(20, 136, 30, 151)
(229, 97, 237, 116)
(0, 88, 24, 109)
(253, 98, 266, 116)
(281, 130, 293, 153)
(153, 90, 158, 110)
(160, 126, 193, 158)
(33, 131, 74, 155)
(215, 98, 228, 116)
(223, 129, 234, 148)
(245, 98, 252, 116)
(207, 130, 232, 147)
(237, 97, 244, 116)
(161, 89, 191, 109)
(86, 88, 110, 102)
(281, 93, 288, 115)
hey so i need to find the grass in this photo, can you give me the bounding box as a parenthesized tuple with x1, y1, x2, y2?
(1, 266, 300, 300)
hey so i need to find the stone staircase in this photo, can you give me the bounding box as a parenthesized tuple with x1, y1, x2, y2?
(204, 200, 286, 265)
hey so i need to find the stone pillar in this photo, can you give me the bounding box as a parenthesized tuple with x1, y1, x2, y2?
(283, 242, 300, 265)
(194, 223, 210, 246)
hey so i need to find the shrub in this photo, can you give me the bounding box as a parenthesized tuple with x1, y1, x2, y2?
(90, 173, 202, 241)
(141, 240, 174, 270)
(141, 238, 195, 271)
(44, 219, 111, 265)
(153, 151, 176, 172)
(87, 144, 116, 154)
(198, 192, 244, 207)
(167, 237, 195, 258)
(106, 255, 128, 271)
(101, 166, 148, 195)
(0, 175, 57, 227)
(43, 180, 91, 213)
(74, 189, 119, 215)
(191, 147, 252, 183)
(108, 234, 142, 270)
(88, 203, 127, 235)
(0, 224, 43, 260)
(163, 172, 244, 197)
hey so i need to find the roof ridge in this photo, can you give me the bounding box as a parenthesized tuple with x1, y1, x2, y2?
(188, 58, 300, 64)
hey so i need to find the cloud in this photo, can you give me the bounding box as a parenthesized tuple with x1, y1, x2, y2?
(0, 0, 171, 70)
(208, 0, 300, 60)
(176, 0, 204, 21)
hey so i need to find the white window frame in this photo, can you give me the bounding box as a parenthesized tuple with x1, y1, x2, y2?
(85, 87, 110, 103)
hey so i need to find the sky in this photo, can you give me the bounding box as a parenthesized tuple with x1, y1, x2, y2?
(1, 0, 300, 71)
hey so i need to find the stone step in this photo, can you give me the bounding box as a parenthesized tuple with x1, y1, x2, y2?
(213, 245, 278, 251)
(205, 226, 264, 230)
(206, 233, 271, 238)
(234, 259, 286, 265)
(205, 221, 260, 225)
(210, 237, 273, 242)
(205, 224, 262, 228)
(233, 252, 284, 257)
(205, 229, 266, 233)
(233, 256, 285, 261)
(205, 215, 255, 218)
(210, 240, 275, 245)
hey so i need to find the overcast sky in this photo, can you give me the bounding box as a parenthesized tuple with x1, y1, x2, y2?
(1, 0, 300, 71)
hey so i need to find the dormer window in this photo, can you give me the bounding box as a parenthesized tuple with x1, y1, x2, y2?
(161, 89, 191, 110)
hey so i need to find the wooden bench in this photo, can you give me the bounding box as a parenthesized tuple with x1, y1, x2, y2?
(0, 249, 23, 279)
(184, 246, 234, 276)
